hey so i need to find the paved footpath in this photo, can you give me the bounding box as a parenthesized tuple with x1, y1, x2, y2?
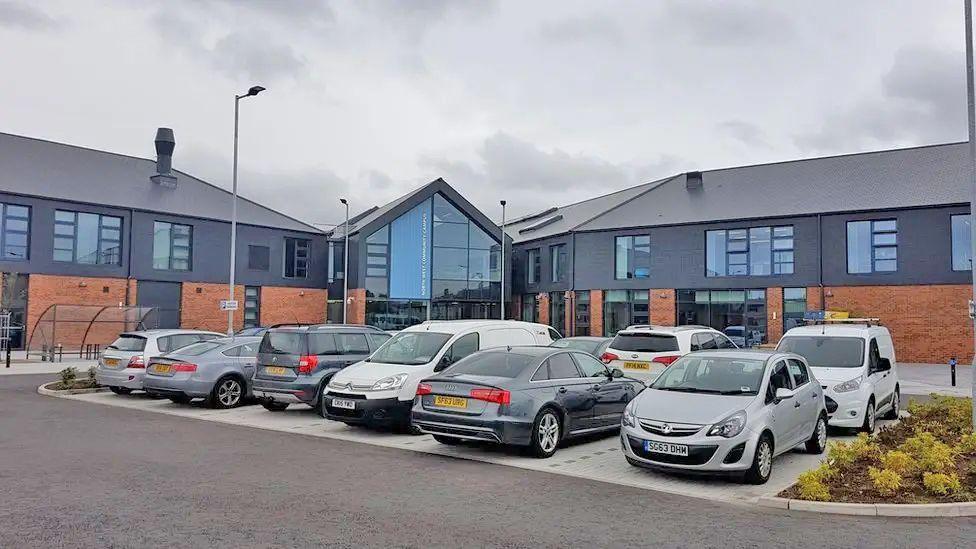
(3, 374, 974, 548)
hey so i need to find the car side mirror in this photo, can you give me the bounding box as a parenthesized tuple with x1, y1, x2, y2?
(774, 388, 795, 403)
(876, 358, 891, 372)
(610, 368, 624, 379)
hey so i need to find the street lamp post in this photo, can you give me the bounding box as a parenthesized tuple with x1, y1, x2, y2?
(500, 200, 507, 320)
(965, 0, 976, 430)
(228, 85, 265, 336)
(340, 198, 349, 324)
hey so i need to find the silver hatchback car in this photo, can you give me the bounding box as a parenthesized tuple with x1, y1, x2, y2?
(621, 350, 828, 484)
(143, 337, 261, 408)
(95, 329, 225, 394)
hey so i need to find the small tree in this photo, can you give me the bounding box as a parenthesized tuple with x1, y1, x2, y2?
(58, 367, 77, 388)
(87, 366, 97, 387)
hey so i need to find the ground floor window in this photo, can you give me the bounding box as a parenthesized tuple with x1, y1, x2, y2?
(574, 290, 590, 336)
(326, 299, 343, 324)
(783, 288, 807, 333)
(549, 292, 566, 335)
(365, 299, 499, 330)
(431, 301, 498, 321)
(603, 290, 649, 337)
(676, 289, 767, 347)
(243, 286, 260, 328)
(521, 294, 538, 322)
(0, 272, 27, 349)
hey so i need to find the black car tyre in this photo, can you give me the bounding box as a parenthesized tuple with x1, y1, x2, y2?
(530, 408, 561, 459)
(168, 395, 193, 405)
(109, 386, 131, 395)
(805, 414, 828, 454)
(433, 435, 461, 445)
(882, 387, 900, 420)
(208, 376, 244, 409)
(744, 434, 774, 485)
(261, 401, 289, 412)
(860, 398, 876, 434)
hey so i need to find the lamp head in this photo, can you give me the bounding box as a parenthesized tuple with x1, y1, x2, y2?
(500, 200, 506, 206)
(339, 198, 348, 205)
(246, 86, 266, 97)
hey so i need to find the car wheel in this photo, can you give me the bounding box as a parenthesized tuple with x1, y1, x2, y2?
(316, 380, 332, 418)
(433, 435, 461, 445)
(261, 401, 289, 412)
(881, 387, 900, 420)
(208, 377, 244, 409)
(805, 414, 828, 454)
(744, 434, 774, 485)
(530, 408, 561, 459)
(109, 386, 131, 395)
(168, 395, 193, 405)
(860, 398, 876, 434)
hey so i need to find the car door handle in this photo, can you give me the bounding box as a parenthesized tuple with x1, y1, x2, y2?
(812, 393, 819, 399)
(794, 401, 802, 408)
(558, 387, 568, 394)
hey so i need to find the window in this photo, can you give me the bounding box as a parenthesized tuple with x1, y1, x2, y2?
(706, 226, 793, 277)
(365, 226, 389, 298)
(676, 289, 767, 346)
(603, 290, 649, 336)
(527, 248, 541, 284)
(53, 210, 122, 265)
(223, 342, 258, 357)
(691, 332, 717, 351)
(783, 288, 807, 332)
(546, 353, 581, 379)
(442, 333, 480, 367)
(152, 221, 192, 271)
(574, 290, 590, 336)
(847, 219, 897, 274)
(615, 235, 650, 279)
(573, 353, 609, 377)
(158, 333, 211, 353)
(777, 336, 866, 368)
(0, 203, 29, 260)
(549, 292, 566, 335)
(284, 237, 310, 278)
(243, 286, 260, 328)
(335, 333, 370, 355)
(786, 359, 810, 387)
(249, 245, 270, 271)
(611, 332, 679, 352)
(767, 361, 793, 402)
(550, 244, 567, 283)
(448, 352, 536, 378)
(521, 294, 538, 322)
(952, 214, 972, 271)
(308, 333, 339, 355)
(427, 193, 500, 303)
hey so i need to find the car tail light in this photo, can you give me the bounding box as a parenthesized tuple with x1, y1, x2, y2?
(172, 362, 197, 373)
(416, 383, 433, 396)
(652, 355, 680, 366)
(600, 352, 619, 364)
(297, 355, 318, 374)
(470, 388, 511, 405)
(128, 355, 145, 369)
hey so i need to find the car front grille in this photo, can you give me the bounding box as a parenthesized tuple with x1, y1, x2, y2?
(627, 435, 717, 465)
(638, 419, 703, 437)
(326, 391, 367, 400)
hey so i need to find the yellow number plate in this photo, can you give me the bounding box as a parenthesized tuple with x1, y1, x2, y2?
(265, 366, 287, 375)
(104, 358, 119, 367)
(433, 395, 468, 409)
(624, 361, 650, 371)
(152, 364, 172, 374)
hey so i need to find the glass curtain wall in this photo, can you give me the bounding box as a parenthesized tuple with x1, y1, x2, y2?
(603, 290, 649, 336)
(783, 288, 807, 332)
(521, 294, 538, 322)
(549, 292, 566, 335)
(676, 289, 767, 347)
(574, 290, 590, 336)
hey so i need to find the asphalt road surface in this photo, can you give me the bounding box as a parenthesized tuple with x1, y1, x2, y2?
(1, 375, 972, 548)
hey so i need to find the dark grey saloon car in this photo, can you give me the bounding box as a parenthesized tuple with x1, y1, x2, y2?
(412, 346, 645, 458)
(251, 325, 391, 412)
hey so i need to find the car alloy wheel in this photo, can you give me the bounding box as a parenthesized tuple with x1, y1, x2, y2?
(863, 401, 876, 434)
(538, 412, 559, 454)
(217, 379, 242, 408)
(757, 440, 772, 479)
(817, 417, 827, 449)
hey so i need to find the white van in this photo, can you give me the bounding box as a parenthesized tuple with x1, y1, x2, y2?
(776, 323, 899, 433)
(320, 320, 559, 431)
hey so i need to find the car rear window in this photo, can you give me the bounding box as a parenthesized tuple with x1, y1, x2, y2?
(446, 352, 536, 378)
(777, 336, 865, 368)
(173, 341, 223, 356)
(109, 335, 146, 352)
(259, 332, 306, 355)
(551, 339, 600, 354)
(610, 333, 679, 353)
(308, 333, 339, 355)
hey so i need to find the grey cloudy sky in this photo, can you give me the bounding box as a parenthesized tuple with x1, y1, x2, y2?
(0, 0, 968, 226)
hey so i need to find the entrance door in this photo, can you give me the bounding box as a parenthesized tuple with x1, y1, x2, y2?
(137, 281, 181, 329)
(1, 273, 28, 349)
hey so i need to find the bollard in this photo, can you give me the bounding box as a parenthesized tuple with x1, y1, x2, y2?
(950, 357, 957, 387)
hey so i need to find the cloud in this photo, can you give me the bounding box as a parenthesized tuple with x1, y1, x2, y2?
(794, 47, 966, 152)
(717, 120, 769, 148)
(538, 14, 622, 46)
(0, 1, 60, 30)
(210, 31, 306, 83)
(656, 1, 793, 46)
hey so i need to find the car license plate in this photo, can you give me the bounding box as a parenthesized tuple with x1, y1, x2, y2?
(644, 440, 689, 456)
(433, 395, 468, 409)
(265, 366, 287, 376)
(623, 361, 650, 371)
(331, 398, 356, 410)
(152, 364, 172, 374)
(104, 358, 119, 368)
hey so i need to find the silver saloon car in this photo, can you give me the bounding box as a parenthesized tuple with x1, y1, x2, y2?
(96, 329, 225, 394)
(621, 350, 828, 484)
(142, 337, 261, 409)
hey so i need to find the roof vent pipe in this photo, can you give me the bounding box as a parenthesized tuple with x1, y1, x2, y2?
(685, 171, 703, 191)
(151, 127, 177, 188)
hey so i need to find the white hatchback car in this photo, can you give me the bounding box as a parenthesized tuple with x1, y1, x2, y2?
(776, 322, 899, 433)
(601, 325, 737, 384)
(95, 329, 225, 394)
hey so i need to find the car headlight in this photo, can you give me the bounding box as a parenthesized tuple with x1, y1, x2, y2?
(834, 375, 863, 393)
(371, 373, 408, 391)
(327, 379, 345, 390)
(622, 399, 638, 428)
(707, 410, 747, 438)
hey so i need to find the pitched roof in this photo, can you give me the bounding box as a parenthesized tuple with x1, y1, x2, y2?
(0, 132, 322, 233)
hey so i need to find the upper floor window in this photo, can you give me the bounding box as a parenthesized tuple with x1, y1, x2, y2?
(527, 248, 541, 284)
(0, 203, 29, 260)
(284, 237, 309, 278)
(53, 210, 122, 265)
(615, 235, 650, 279)
(248, 245, 270, 271)
(152, 221, 192, 271)
(951, 214, 972, 271)
(706, 226, 793, 277)
(847, 219, 896, 274)
(550, 244, 567, 283)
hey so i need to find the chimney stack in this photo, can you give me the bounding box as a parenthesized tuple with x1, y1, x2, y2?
(685, 171, 703, 191)
(151, 127, 177, 188)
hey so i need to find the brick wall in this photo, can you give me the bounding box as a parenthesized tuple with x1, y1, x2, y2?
(181, 282, 244, 333)
(260, 286, 327, 326)
(650, 288, 675, 326)
(26, 274, 134, 352)
(767, 286, 783, 343)
(807, 286, 824, 311)
(590, 289, 603, 337)
(538, 293, 550, 326)
(346, 288, 366, 325)
(824, 284, 972, 364)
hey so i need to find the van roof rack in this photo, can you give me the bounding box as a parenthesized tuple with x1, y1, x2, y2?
(802, 317, 883, 327)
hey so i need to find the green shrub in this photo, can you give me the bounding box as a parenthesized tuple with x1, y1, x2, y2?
(922, 472, 961, 496)
(957, 433, 976, 455)
(868, 467, 902, 496)
(907, 396, 973, 438)
(796, 469, 831, 501)
(899, 432, 956, 473)
(828, 433, 878, 467)
(87, 366, 97, 385)
(878, 450, 915, 475)
(58, 367, 77, 387)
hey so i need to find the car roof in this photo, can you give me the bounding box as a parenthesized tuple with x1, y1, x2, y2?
(401, 320, 552, 335)
(617, 325, 714, 335)
(783, 324, 878, 338)
(120, 329, 223, 337)
(690, 349, 780, 360)
(558, 336, 609, 342)
(269, 324, 384, 333)
(480, 345, 577, 358)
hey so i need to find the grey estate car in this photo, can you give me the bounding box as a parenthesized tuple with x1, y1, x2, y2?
(142, 336, 262, 409)
(412, 346, 645, 458)
(96, 329, 225, 394)
(252, 324, 391, 412)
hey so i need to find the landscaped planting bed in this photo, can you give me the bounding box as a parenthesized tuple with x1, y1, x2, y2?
(780, 396, 976, 504)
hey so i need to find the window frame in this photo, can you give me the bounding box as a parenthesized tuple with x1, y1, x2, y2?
(532, 352, 582, 382)
(248, 244, 271, 271)
(283, 237, 310, 279)
(847, 219, 898, 274)
(0, 203, 30, 261)
(243, 286, 260, 328)
(706, 225, 793, 277)
(526, 248, 541, 284)
(614, 235, 651, 280)
(152, 220, 193, 271)
(550, 243, 567, 283)
(53, 209, 123, 265)
(951, 214, 972, 272)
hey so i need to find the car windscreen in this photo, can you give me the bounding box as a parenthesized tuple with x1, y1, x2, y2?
(108, 335, 146, 352)
(259, 332, 307, 355)
(443, 351, 536, 378)
(776, 336, 865, 368)
(551, 339, 599, 353)
(610, 333, 678, 353)
(367, 332, 453, 365)
(651, 356, 766, 395)
(172, 341, 224, 356)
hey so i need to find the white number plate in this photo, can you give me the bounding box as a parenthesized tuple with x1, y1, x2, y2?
(644, 440, 689, 456)
(331, 398, 356, 410)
